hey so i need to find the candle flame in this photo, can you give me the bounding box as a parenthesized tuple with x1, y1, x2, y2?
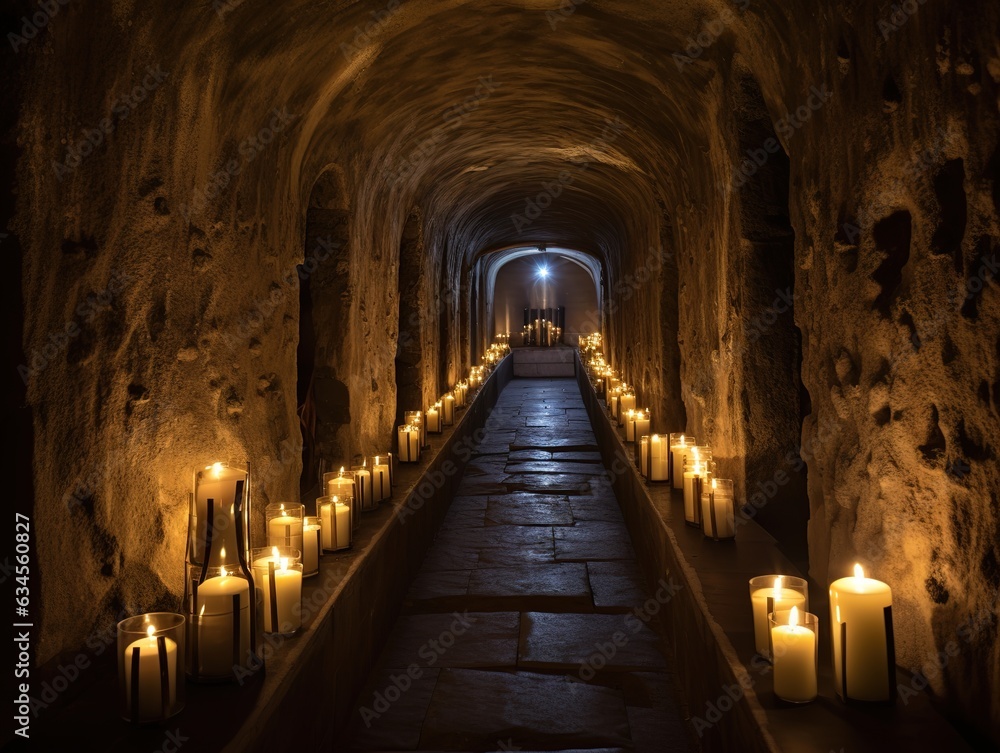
(375, 456, 380, 464)
(280, 557, 289, 571)
(220, 567, 228, 577)
(854, 563, 865, 579)
(333, 495, 339, 502)
(279, 503, 285, 512)
(711, 478, 717, 490)
(211, 462, 223, 477)
(271, 546, 279, 559)
(339, 466, 345, 476)
(147, 625, 156, 638)
(789, 605, 799, 628)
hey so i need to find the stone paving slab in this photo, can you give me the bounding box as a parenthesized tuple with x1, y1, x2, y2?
(467, 564, 592, 608)
(486, 493, 574, 526)
(347, 668, 441, 752)
(518, 612, 667, 672)
(378, 612, 520, 669)
(587, 560, 649, 610)
(421, 669, 633, 750)
(554, 522, 636, 561)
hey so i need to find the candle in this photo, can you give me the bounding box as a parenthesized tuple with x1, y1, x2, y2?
(647, 434, 669, 481)
(442, 394, 456, 425)
(701, 478, 736, 539)
(302, 516, 321, 576)
(353, 464, 373, 511)
(266, 503, 303, 551)
(252, 551, 303, 634)
(122, 625, 178, 722)
(639, 435, 648, 478)
(770, 607, 818, 703)
(618, 392, 636, 425)
(405, 410, 426, 448)
(427, 404, 442, 433)
(830, 564, 894, 702)
(670, 435, 692, 489)
(318, 495, 351, 551)
(398, 425, 421, 462)
(627, 410, 650, 443)
(372, 456, 391, 500)
(326, 467, 355, 498)
(192, 462, 247, 566)
(749, 575, 808, 657)
(191, 568, 251, 679)
(683, 452, 706, 527)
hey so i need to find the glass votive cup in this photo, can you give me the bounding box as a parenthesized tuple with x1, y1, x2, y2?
(184, 564, 253, 682)
(397, 424, 421, 462)
(317, 494, 353, 551)
(302, 515, 321, 577)
(669, 435, 695, 489)
(769, 608, 819, 703)
(117, 613, 185, 723)
(265, 502, 304, 552)
(251, 547, 303, 635)
(371, 455, 391, 501)
(405, 410, 427, 448)
(701, 478, 736, 540)
(749, 575, 809, 658)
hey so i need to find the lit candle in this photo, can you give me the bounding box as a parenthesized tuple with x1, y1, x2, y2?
(830, 564, 894, 702)
(372, 456, 390, 500)
(266, 503, 303, 551)
(770, 606, 818, 703)
(701, 478, 736, 539)
(427, 403, 442, 433)
(397, 425, 421, 462)
(252, 551, 303, 634)
(326, 467, 355, 497)
(670, 435, 692, 490)
(749, 575, 808, 657)
(318, 495, 351, 551)
(405, 410, 426, 448)
(192, 568, 251, 679)
(123, 625, 178, 722)
(442, 394, 456, 425)
(192, 462, 246, 566)
(683, 450, 706, 526)
(353, 463, 373, 511)
(639, 435, 649, 478)
(302, 516, 321, 576)
(618, 392, 636, 425)
(627, 410, 650, 443)
(648, 434, 669, 481)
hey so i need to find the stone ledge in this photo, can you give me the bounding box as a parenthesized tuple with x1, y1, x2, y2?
(25, 355, 513, 753)
(574, 354, 976, 753)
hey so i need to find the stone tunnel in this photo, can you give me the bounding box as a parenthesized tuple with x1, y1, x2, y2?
(4, 0, 1000, 751)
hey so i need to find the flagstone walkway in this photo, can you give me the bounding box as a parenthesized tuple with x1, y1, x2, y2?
(342, 378, 693, 752)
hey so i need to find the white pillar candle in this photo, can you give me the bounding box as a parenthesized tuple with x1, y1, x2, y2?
(618, 393, 636, 425)
(701, 478, 736, 539)
(442, 394, 456, 425)
(670, 435, 692, 489)
(830, 564, 894, 702)
(372, 456, 391, 500)
(427, 405, 442, 433)
(252, 555, 303, 634)
(302, 518, 321, 576)
(649, 434, 669, 481)
(771, 607, 818, 703)
(639, 436, 649, 478)
(123, 627, 178, 722)
(354, 466, 373, 511)
(627, 411, 650, 443)
(193, 570, 250, 679)
(397, 425, 421, 462)
(266, 504, 303, 551)
(319, 496, 351, 550)
(683, 458, 706, 526)
(193, 463, 246, 566)
(750, 576, 807, 656)
(326, 467, 355, 497)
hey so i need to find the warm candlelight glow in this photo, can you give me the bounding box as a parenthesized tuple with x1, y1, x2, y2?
(271, 546, 279, 559)
(774, 575, 783, 596)
(280, 557, 289, 571)
(789, 605, 799, 628)
(854, 563, 865, 579)
(146, 625, 155, 639)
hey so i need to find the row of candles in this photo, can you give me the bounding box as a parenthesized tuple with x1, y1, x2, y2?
(118, 338, 512, 723)
(579, 333, 896, 706)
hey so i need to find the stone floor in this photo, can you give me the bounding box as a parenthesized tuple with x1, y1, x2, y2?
(341, 378, 694, 753)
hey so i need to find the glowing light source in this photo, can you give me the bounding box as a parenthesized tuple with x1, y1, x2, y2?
(538, 266, 549, 278)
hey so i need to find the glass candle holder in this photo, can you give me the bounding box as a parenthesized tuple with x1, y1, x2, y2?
(682, 458, 708, 527)
(118, 613, 185, 723)
(352, 463, 376, 512)
(701, 478, 736, 540)
(427, 403, 443, 434)
(626, 410, 650, 443)
(405, 410, 427, 448)
(371, 455, 391, 501)
(618, 392, 636, 426)
(769, 608, 819, 703)
(266, 502, 304, 552)
(442, 393, 456, 425)
(644, 434, 670, 482)
(830, 564, 895, 703)
(302, 516, 321, 577)
(669, 435, 693, 489)
(397, 424, 421, 463)
(749, 575, 809, 658)
(639, 435, 648, 478)
(317, 494, 353, 551)
(251, 547, 303, 635)
(324, 467, 356, 499)
(189, 460, 251, 567)
(184, 564, 254, 682)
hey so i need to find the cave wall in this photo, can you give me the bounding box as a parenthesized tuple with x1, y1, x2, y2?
(11, 0, 1000, 742)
